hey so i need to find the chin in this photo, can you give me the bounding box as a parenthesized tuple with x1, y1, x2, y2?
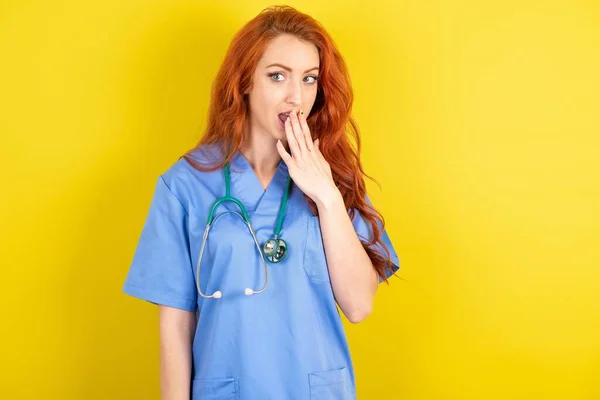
(271, 128, 286, 142)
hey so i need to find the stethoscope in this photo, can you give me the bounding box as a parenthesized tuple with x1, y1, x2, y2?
(195, 162, 293, 299)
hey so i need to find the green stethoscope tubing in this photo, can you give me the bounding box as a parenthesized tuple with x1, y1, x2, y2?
(195, 162, 292, 299)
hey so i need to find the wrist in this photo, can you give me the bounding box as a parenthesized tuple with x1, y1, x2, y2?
(314, 184, 344, 212)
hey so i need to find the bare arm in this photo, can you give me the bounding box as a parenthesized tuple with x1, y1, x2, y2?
(158, 305, 197, 400)
(316, 190, 379, 324)
(275, 109, 378, 324)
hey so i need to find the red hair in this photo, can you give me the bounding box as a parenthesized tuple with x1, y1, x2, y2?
(182, 5, 396, 283)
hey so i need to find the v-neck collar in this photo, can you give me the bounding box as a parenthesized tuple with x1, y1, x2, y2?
(228, 150, 289, 217)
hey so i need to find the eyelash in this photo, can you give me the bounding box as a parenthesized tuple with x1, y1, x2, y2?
(268, 72, 319, 84)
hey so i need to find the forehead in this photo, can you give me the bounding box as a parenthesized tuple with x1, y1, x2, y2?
(258, 34, 320, 68)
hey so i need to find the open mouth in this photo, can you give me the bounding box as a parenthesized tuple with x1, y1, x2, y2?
(278, 112, 290, 123)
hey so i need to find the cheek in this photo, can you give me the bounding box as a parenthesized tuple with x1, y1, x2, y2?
(303, 88, 318, 109)
(254, 84, 282, 111)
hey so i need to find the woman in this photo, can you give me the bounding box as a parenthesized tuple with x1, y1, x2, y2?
(123, 5, 400, 400)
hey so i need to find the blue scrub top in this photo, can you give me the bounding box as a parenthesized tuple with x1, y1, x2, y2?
(123, 144, 400, 400)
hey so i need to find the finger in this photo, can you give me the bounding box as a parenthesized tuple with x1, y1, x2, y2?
(314, 138, 322, 155)
(299, 110, 314, 152)
(315, 139, 332, 177)
(276, 139, 294, 165)
(314, 139, 328, 169)
(284, 116, 301, 158)
(289, 110, 307, 156)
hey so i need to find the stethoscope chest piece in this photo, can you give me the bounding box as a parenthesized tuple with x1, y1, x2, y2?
(263, 237, 288, 263)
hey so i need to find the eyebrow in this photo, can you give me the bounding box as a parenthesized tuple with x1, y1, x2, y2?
(265, 63, 319, 73)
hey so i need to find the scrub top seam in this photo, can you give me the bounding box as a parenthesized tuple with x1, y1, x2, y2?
(159, 174, 189, 217)
(124, 281, 197, 301)
(123, 282, 197, 311)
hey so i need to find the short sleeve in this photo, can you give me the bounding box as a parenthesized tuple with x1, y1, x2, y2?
(122, 176, 198, 311)
(350, 194, 400, 283)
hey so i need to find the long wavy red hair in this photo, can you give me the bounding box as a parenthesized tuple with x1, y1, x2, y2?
(182, 5, 397, 283)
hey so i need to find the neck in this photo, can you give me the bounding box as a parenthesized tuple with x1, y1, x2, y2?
(239, 130, 282, 176)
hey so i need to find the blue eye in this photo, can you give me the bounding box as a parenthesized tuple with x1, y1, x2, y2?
(269, 72, 285, 82)
(268, 72, 319, 84)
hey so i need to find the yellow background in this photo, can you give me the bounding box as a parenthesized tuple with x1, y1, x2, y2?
(1, 0, 599, 398)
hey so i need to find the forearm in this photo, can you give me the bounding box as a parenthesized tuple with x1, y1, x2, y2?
(159, 306, 197, 400)
(315, 188, 378, 323)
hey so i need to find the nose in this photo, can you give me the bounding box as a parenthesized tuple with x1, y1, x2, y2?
(285, 79, 302, 106)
